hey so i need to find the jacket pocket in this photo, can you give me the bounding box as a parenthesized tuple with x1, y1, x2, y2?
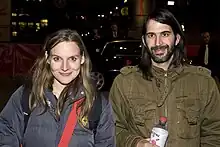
(176, 98, 200, 139)
(127, 94, 156, 128)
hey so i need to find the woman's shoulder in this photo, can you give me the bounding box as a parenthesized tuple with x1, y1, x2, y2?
(11, 85, 25, 101)
(96, 91, 110, 108)
(90, 91, 111, 117)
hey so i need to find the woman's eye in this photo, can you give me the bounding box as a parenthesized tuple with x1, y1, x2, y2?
(70, 57, 77, 61)
(53, 57, 60, 61)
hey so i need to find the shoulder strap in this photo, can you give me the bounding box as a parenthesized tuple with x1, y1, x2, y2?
(88, 92, 103, 135)
(58, 98, 84, 147)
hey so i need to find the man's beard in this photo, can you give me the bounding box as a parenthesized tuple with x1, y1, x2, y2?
(148, 44, 175, 63)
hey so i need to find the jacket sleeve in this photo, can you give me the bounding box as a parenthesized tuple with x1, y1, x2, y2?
(94, 93, 116, 147)
(0, 86, 25, 147)
(201, 78, 220, 146)
(109, 75, 143, 147)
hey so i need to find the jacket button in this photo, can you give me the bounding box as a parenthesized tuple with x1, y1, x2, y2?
(199, 68, 203, 71)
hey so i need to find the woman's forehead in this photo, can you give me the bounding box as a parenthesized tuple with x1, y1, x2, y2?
(51, 41, 81, 56)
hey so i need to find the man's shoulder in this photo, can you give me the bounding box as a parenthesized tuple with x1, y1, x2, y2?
(183, 65, 211, 77)
(119, 65, 139, 76)
(112, 66, 140, 85)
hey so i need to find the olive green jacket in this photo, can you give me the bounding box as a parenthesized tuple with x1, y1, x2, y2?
(109, 65, 220, 147)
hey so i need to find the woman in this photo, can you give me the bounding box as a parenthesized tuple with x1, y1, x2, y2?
(0, 29, 115, 147)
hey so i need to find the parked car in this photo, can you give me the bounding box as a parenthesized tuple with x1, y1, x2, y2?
(91, 40, 142, 91)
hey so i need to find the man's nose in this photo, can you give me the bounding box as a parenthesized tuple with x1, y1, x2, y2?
(155, 35, 162, 46)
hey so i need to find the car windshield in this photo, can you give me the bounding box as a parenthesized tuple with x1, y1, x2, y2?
(101, 41, 142, 57)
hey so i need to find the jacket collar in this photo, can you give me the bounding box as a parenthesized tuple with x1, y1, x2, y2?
(45, 84, 86, 102)
(152, 64, 183, 80)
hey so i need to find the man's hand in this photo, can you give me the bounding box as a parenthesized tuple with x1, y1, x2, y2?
(136, 138, 159, 147)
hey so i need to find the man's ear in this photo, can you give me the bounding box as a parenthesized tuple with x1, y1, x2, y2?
(141, 35, 147, 47)
(175, 34, 181, 45)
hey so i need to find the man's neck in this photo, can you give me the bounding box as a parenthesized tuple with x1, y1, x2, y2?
(152, 55, 173, 71)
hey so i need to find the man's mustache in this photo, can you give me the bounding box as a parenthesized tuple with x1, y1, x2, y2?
(151, 45, 169, 51)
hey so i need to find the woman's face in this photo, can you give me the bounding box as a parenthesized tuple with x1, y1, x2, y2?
(47, 41, 84, 87)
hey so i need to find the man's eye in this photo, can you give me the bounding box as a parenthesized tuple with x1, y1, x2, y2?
(161, 32, 170, 37)
(53, 57, 60, 61)
(146, 34, 155, 38)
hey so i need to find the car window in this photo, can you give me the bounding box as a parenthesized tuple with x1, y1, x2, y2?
(101, 41, 142, 57)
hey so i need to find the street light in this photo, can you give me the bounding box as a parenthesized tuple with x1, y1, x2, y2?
(181, 24, 185, 31)
(167, 1, 175, 5)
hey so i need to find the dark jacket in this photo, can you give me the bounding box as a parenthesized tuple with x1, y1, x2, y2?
(109, 65, 220, 147)
(0, 86, 115, 147)
(196, 42, 220, 78)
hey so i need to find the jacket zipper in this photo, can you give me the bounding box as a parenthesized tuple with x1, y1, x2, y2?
(164, 72, 168, 147)
(164, 72, 168, 118)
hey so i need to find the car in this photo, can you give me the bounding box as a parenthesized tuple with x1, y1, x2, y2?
(91, 40, 142, 91)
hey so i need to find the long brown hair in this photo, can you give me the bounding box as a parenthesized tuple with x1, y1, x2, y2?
(29, 29, 96, 120)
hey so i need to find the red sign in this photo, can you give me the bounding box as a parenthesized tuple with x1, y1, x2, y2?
(126, 59, 132, 65)
(0, 43, 41, 76)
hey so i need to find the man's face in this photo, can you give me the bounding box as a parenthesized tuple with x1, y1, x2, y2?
(111, 24, 118, 32)
(145, 19, 180, 63)
(202, 32, 210, 44)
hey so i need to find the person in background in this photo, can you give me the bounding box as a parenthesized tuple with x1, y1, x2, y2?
(92, 28, 101, 40)
(109, 8, 220, 147)
(196, 31, 220, 83)
(0, 29, 115, 147)
(107, 23, 125, 41)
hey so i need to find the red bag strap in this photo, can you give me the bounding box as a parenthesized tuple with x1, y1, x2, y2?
(58, 98, 84, 147)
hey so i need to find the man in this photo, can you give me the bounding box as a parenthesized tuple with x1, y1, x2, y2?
(196, 31, 220, 81)
(107, 23, 125, 41)
(111, 24, 119, 39)
(109, 8, 220, 147)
